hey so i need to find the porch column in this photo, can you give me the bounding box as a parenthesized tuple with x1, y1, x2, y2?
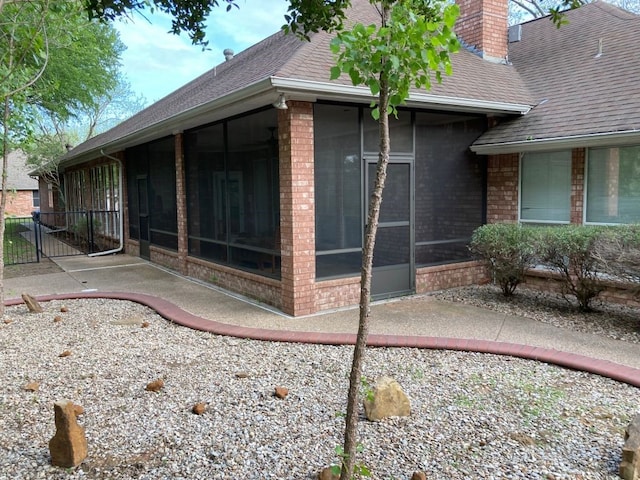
(278, 101, 316, 316)
(175, 132, 188, 275)
(570, 148, 585, 225)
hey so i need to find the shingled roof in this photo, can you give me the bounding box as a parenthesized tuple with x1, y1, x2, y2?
(473, 1, 640, 154)
(62, 0, 534, 166)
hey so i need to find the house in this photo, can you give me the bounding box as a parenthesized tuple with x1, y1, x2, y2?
(48, 0, 640, 316)
(2, 151, 40, 216)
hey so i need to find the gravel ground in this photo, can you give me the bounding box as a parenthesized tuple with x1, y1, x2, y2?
(434, 284, 640, 344)
(1, 297, 639, 480)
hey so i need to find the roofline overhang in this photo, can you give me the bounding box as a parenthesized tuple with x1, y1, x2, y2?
(271, 77, 532, 115)
(59, 77, 278, 169)
(60, 74, 532, 169)
(471, 130, 640, 155)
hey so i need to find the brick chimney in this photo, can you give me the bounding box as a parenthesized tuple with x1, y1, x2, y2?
(455, 0, 508, 63)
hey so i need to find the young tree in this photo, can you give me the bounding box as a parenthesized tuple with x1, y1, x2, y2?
(1, 0, 123, 315)
(286, 1, 459, 477)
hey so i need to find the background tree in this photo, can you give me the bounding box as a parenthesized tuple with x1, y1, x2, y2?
(510, 0, 638, 25)
(1, 0, 124, 315)
(25, 74, 147, 206)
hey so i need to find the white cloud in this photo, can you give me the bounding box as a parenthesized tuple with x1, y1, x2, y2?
(115, 1, 289, 103)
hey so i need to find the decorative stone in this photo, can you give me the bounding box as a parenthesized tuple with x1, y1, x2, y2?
(274, 386, 289, 399)
(192, 402, 206, 415)
(54, 316, 63, 323)
(317, 466, 339, 480)
(412, 471, 427, 480)
(73, 404, 84, 416)
(620, 414, 640, 480)
(141, 321, 150, 328)
(145, 378, 164, 392)
(24, 381, 40, 391)
(235, 372, 249, 379)
(60, 306, 68, 313)
(4, 318, 13, 324)
(363, 376, 411, 421)
(59, 350, 72, 358)
(21, 293, 43, 313)
(49, 400, 88, 468)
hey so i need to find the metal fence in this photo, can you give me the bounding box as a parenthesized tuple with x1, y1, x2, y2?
(3, 210, 120, 265)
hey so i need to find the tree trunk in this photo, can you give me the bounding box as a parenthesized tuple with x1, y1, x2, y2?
(339, 15, 391, 480)
(0, 97, 11, 318)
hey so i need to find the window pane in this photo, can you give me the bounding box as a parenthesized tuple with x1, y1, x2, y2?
(316, 251, 362, 278)
(148, 137, 177, 240)
(520, 151, 571, 223)
(363, 110, 412, 153)
(587, 146, 640, 224)
(368, 163, 409, 223)
(314, 104, 362, 255)
(415, 112, 486, 265)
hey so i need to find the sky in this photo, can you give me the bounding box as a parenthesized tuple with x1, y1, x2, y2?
(114, 0, 290, 105)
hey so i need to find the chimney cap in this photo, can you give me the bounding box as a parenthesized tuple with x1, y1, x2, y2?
(223, 48, 234, 61)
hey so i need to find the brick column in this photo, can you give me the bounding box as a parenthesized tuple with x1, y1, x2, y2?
(570, 148, 585, 225)
(175, 133, 188, 274)
(486, 153, 519, 223)
(278, 101, 316, 316)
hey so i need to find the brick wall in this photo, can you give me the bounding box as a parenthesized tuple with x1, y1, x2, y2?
(416, 260, 489, 293)
(455, 0, 508, 61)
(278, 101, 316, 316)
(174, 133, 188, 274)
(5, 190, 36, 216)
(315, 277, 361, 311)
(486, 153, 519, 223)
(571, 148, 585, 225)
(187, 256, 281, 309)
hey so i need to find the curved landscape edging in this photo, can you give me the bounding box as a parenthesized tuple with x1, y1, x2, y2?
(6, 292, 640, 388)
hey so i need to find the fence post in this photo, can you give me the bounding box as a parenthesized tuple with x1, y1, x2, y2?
(88, 210, 94, 254)
(33, 215, 41, 263)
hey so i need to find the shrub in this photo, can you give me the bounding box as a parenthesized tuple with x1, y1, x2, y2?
(592, 224, 640, 296)
(537, 225, 606, 311)
(469, 223, 537, 296)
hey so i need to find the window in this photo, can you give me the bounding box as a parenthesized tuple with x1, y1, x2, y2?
(185, 108, 280, 277)
(586, 146, 640, 224)
(32, 190, 40, 208)
(520, 151, 571, 223)
(314, 104, 362, 278)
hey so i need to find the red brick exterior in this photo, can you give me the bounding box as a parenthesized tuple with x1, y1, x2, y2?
(175, 133, 188, 275)
(416, 261, 489, 293)
(571, 148, 586, 225)
(456, 0, 508, 61)
(315, 277, 361, 311)
(278, 101, 316, 316)
(4, 190, 36, 216)
(486, 153, 519, 223)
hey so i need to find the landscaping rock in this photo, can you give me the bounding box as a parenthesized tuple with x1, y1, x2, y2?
(363, 376, 411, 421)
(412, 472, 427, 480)
(21, 293, 43, 313)
(53, 316, 63, 323)
(141, 321, 150, 328)
(24, 381, 40, 392)
(145, 378, 164, 392)
(235, 372, 249, 378)
(274, 386, 289, 399)
(60, 306, 68, 313)
(192, 402, 206, 415)
(59, 350, 72, 358)
(4, 319, 13, 324)
(49, 400, 87, 468)
(620, 414, 640, 480)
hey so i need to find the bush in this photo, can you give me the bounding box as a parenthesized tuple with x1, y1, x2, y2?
(537, 225, 606, 311)
(592, 224, 640, 295)
(469, 223, 537, 296)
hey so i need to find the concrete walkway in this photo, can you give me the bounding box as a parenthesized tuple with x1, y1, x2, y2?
(4, 253, 639, 387)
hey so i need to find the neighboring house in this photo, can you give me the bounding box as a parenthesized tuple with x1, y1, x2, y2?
(2, 151, 40, 216)
(49, 0, 640, 316)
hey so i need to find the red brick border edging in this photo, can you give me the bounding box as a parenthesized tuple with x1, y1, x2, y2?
(6, 292, 640, 388)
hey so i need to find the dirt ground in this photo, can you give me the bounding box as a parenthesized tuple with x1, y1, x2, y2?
(3, 258, 63, 279)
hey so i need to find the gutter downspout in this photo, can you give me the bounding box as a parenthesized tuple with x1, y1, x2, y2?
(87, 149, 124, 257)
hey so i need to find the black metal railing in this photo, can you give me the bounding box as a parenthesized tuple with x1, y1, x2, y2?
(3, 210, 121, 265)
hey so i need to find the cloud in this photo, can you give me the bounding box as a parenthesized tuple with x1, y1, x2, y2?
(115, 1, 288, 103)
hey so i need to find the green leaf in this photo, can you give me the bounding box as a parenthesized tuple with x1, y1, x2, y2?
(330, 66, 342, 80)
